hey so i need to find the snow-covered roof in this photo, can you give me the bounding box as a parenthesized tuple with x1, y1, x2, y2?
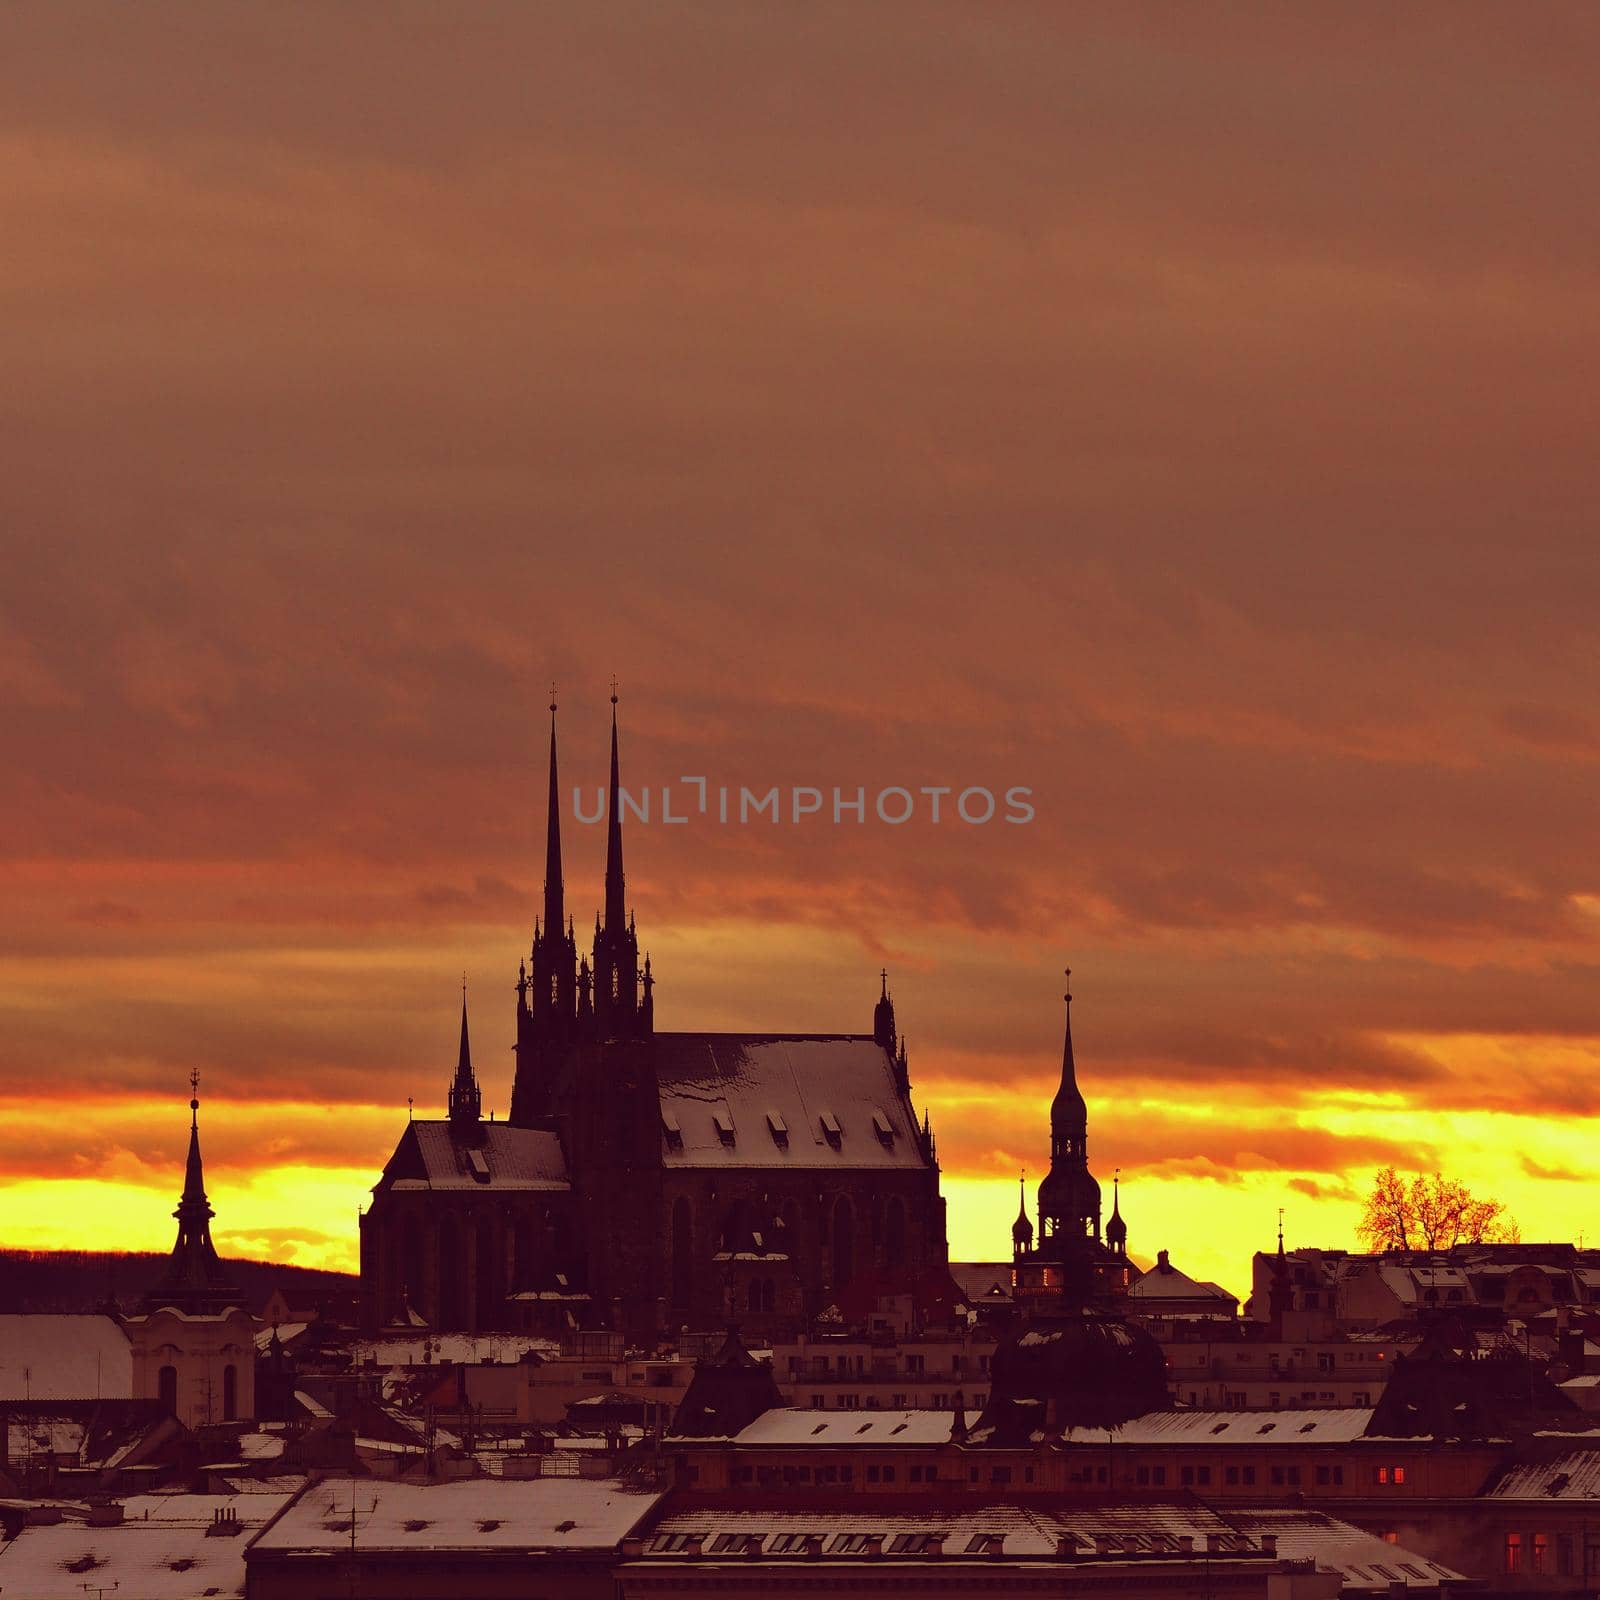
(725, 1406, 1380, 1448)
(1228, 1509, 1466, 1589)
(349, 1332, 557, 1367)
(0, 1493, 290, 1599)
(252, 1476, 662, 1553)
(1483, 1449, 1600, 1499)
(736, 1409, 957, 1446)
(653, 1034, 929, 1170)
(1080, 1409, 1378, 1446)
(641, 1499, 1264, 1560)
(384, 1120, 569, 1191)
(0, 1315, 132, 1401)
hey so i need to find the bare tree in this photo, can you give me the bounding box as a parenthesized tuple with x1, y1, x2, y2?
(1357, 1167, 1520, 1251)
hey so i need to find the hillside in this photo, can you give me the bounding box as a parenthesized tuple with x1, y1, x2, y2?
(0, 1248, 359, 1317)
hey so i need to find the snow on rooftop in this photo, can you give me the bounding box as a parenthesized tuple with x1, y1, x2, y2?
(645, 1499, 1254, 1561)
(253, 1475, 662, 1553)
(736, 1409, 956, 1446)
(348, 1332, 557, 1367)
(1229, 1509, 1465, 1589)
(1485, 1448, 1600, 1499)
(0, 1315, 132, 1401)
(730, 1406, 1380, 1449)
(0, 1493, 291, 1599)
(653, 1035, 929, 1170)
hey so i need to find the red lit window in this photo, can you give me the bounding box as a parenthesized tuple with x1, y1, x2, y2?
(1504, 1532, 1522, 1574)
(1393, 1465, 1406, 1485)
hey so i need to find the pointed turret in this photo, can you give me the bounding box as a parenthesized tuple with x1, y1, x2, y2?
(141, 1077, 242, 1315)
(1105, 1169, 1127, 1255)
(873, 969, 896, 1053)
(448, 986, 483, 1137)
(1035, 971, 1102, 1253)
(1012, 1172, 1034, 1258)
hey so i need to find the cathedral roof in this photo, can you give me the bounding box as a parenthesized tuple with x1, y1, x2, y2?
(652, 1033, 929, 1171)
(380, 1121, 570, 1192)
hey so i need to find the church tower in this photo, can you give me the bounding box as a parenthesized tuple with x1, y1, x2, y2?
(511, 698, 578, 1125)
(141, 1077, 242, 1315)
(1035, 971, 1102, 1248)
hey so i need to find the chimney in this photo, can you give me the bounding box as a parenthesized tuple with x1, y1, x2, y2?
(1207, 1533, 1226, 1553)
(1259, 1534, 1278, 1556)
(924, 1534, 945, 1557)
(1055, 1534, 1079, 1559)
(86, 1503, 125, 1527)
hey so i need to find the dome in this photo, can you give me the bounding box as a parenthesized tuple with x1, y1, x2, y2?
(969, 1307, 1168, 1445)
(1036, 1162, 1100, 1233)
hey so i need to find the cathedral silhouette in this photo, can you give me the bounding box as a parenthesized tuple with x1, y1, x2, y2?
(359, 695, 947, 1339)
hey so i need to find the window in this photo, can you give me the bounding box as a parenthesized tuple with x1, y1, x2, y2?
(867, 1465, 879, 1483)
(1504, 1532, 1522, 1574)
(1152, 1466, 1166, 1486)
(882, 1465, 896, 1483)
(1242, 1465, 1256, 1486)
(1533, 1533, 1548, 1576)
(1317, 1353, 1335, 1372)
(1316, 1465, 1329, 1485)
(222, 1363, 237, 1422)
(1557, 1535, 1573, 1576)
(1196, 1465, 1211, 1485)
(158, 1364, 178, 1414)
(1181, 1465, 1194, 1487)
(1393, 1465, 1406, 1484)
(1225, 1466, 1239, 1486)
(766, 1111, 788, 1148)
(991, 1466, 1011, 1485)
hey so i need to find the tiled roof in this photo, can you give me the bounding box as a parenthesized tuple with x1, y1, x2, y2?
(654, 1034, 928, 1170)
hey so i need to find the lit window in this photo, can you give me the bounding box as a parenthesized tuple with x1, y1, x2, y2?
(1504, 1532, 1522, 1574)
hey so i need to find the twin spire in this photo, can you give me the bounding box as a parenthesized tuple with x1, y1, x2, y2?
(509, 686, 651, 1125)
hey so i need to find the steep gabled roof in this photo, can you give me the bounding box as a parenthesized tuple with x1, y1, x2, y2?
(653, 1034, 928, 1171)
(378, 1122, 569, 1193)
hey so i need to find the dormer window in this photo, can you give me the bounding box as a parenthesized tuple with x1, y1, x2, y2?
(819, 1110, 842, 1148)
(872, 1110, 895, 1146)
(713, 1111, 736, 1147)
(661, 1110, 683, 1150)
(766, 1111, 789, 1149)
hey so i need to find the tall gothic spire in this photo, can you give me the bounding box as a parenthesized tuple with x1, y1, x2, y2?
(604, 682, 625, 933)
(543, 693, 564, 940)
(449, 984, 482, 1133)
(141, 1075, 241, 1315)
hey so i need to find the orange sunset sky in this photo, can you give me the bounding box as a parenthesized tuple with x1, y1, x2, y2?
(3, 6, 1599, 1300)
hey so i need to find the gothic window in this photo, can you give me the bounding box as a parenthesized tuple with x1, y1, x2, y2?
(438, 1215, 462, 1328)
(832, 1197, 855, 1290)
(671, 1198, 693, 1309)
(475, 1214, 499, 1330)
(222, 1363, 237, 1421)
(158, 1364, 178, 1414)
(885, 1198, 907, 1269)
(611, 968, 621, 1001)
(550, 974, 559, 1006)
